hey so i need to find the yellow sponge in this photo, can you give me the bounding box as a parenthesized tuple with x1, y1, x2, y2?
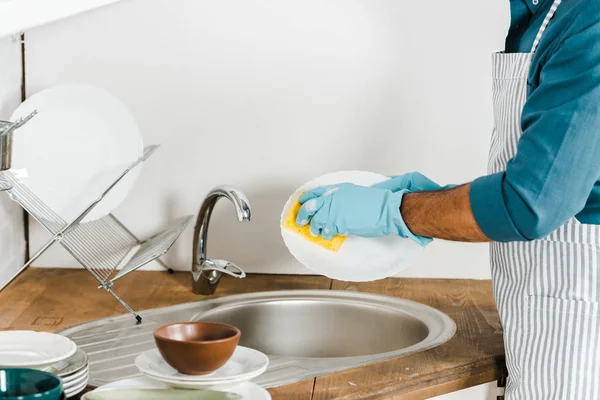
(283, 195, 346, 252)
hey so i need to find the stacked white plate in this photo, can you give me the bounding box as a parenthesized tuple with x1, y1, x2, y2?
(0, 331, 89, 398)
(135, 347, 269, 390)
(54, 348, 89, 398)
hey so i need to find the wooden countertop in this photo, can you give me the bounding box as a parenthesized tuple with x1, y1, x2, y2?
(0, 269, 506, 399)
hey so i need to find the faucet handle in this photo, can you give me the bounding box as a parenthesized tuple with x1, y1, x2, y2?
(202, 259, 246, 279)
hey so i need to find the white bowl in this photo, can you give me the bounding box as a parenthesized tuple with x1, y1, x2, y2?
(280, 171, 423, 281)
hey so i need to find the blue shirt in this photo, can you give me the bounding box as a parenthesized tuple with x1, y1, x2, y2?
(469, 0, 600, 241)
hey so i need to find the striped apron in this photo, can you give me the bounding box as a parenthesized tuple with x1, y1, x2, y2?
(489, 0, 600, 398)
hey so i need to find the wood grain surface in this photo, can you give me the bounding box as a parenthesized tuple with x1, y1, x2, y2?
(312, 279, 506, 399)
(0, 269, 505, 399)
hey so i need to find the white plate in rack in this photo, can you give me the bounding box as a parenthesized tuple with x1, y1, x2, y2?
(280, 170, 424, 282)
(10, 84, 144, 223)
(0, 330, 77, 367)
(135, 347, 268, 387)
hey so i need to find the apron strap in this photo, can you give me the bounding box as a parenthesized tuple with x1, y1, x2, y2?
(531, 0, 563, 53)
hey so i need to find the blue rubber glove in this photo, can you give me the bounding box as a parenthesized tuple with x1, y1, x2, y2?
(296, 183, 432, 246)
(372, 172, 447, 192)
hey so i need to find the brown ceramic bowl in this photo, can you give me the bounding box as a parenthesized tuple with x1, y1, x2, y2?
(154, 322, 241, 375)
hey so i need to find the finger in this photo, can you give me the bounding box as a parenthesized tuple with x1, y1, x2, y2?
(309, 221, 323, 237)
(308, 204, 332, 238)
(322, 227, 335, 241)
(323, 214, 341, 240)
(296, 197, 324, 226)
(298, 185, 333, 204)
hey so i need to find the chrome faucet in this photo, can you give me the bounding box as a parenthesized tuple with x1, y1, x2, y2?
(192, 186, 251, 295)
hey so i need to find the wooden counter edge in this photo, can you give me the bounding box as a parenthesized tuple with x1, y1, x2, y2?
(346, 357, 506, 400)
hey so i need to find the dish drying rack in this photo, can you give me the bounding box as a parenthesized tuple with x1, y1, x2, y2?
(0, 112, 192, 322)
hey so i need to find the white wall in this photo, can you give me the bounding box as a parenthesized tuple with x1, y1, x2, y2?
(0, 0, 126, 38)
(0, 35, 26, 290)
(25, 0, 508, 281)
(22, 2, 508, 397)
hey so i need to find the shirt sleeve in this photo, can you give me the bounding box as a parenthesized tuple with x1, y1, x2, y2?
(470, 7, 600, 241)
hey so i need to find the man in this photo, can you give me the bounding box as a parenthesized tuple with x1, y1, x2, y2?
(295, 0, 600, 398)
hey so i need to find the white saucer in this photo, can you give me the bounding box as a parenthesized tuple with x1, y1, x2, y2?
(0, 331, 77, 367)
(65, 376, 88, 398)
(92, 377, 271, 400)
(41, 347, 88, 377)
(63, 365, 89, 383)
(280, 170, 424, 282)
(135, 347, 269, 386)
(63, 369, 89, 389)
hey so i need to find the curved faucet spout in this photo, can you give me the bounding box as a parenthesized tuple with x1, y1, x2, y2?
(192, 186, 251, 295)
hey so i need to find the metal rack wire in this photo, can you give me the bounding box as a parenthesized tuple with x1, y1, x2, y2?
(0, 118, 192, 322)
(1, 111, 38, 173)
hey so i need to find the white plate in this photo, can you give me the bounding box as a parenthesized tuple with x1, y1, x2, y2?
(10, 84, 144, 223)
(62, 365, 89, 383)
(63, 368, 89, 388)
(135, 347, 268, 385)
(83, 388, 241, 400)
(0, 331, 77, 367)
(92, 377, 271, 400)
(66, 377, 88, 394)
(281, 171, 424, 282)
(154, 379, 252, 390)
(65, 376, 88, 398)
(40, 347, 88, 377)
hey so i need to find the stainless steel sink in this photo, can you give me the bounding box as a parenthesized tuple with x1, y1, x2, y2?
(196, 296, 431, 358)
(59, 290, 455, 388)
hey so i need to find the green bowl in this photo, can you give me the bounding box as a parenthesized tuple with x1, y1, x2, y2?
(0, 369, 63, 400)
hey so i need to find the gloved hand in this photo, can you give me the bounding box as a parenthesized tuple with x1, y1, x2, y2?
(372, 172, 446, 192)
(295, 183, 432, 246)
